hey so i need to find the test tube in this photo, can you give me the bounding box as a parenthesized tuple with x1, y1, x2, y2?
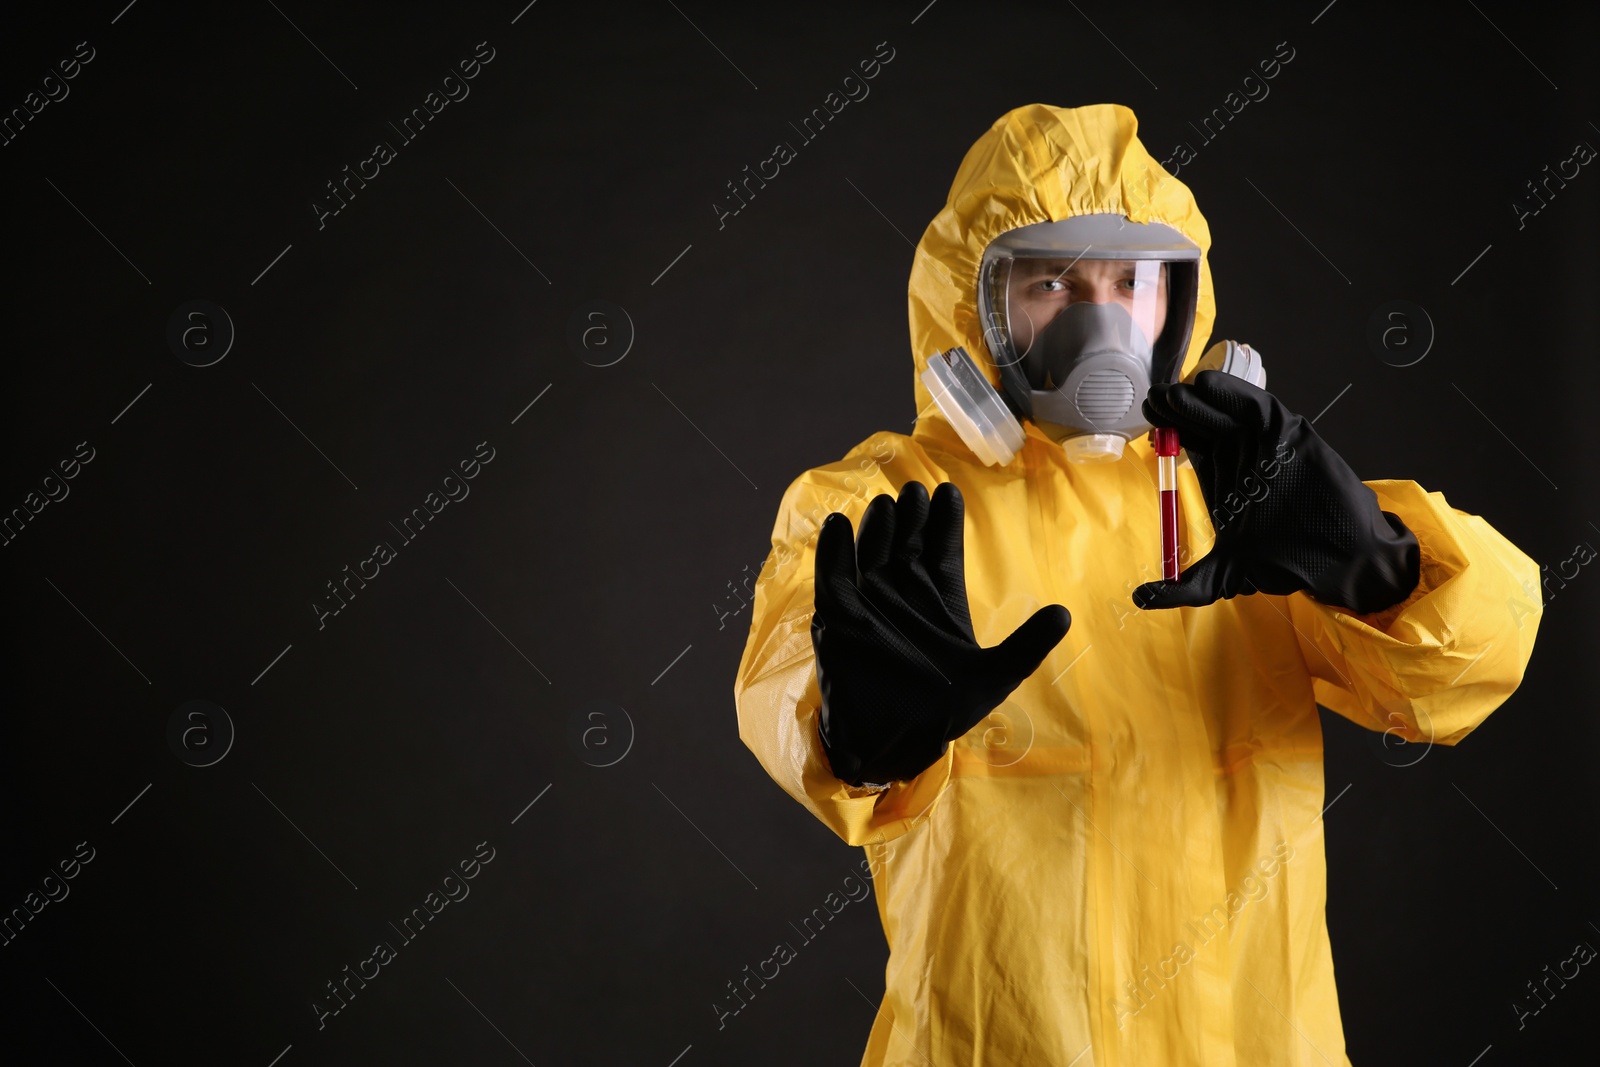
(1153, 427, 1180, 583)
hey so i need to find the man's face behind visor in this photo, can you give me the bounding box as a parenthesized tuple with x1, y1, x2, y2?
(1005, 258, 1168, 365)
(968, 214, 1202, 461)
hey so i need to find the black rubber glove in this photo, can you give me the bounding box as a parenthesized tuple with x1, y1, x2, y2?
(811, 480, 1071, 787)
(1134, 370, 1421, 615)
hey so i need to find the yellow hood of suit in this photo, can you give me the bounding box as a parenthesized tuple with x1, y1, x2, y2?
(909, 102, 1214, 454)
(734, 102, 1541, 1066)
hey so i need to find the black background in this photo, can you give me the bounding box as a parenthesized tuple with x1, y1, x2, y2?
(2, 2, 1596, 1064)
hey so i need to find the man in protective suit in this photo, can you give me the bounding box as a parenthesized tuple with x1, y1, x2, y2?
(733, 102, 1541, 1066)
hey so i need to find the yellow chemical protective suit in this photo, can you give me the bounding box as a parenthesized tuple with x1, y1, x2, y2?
(733, 102, 1542, 1066)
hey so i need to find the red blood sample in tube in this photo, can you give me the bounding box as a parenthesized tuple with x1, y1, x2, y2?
(1153, 427, 1181, 583)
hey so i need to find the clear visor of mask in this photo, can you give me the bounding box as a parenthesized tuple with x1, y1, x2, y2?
(985, 256, 1171, 381)
(977, 250, 1195, 461)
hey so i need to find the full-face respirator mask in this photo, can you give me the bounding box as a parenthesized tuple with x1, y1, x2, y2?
(921, 214, 1265, 466)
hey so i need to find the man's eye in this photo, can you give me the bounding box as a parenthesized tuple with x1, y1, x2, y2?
(1037, 279, 1068, 292)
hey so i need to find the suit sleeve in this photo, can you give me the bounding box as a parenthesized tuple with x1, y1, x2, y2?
(733, 432, 957, 846)
(1285, 479, 1543, 746)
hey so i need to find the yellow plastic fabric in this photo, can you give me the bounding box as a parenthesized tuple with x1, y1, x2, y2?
(733, 103, 1543, 1066)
